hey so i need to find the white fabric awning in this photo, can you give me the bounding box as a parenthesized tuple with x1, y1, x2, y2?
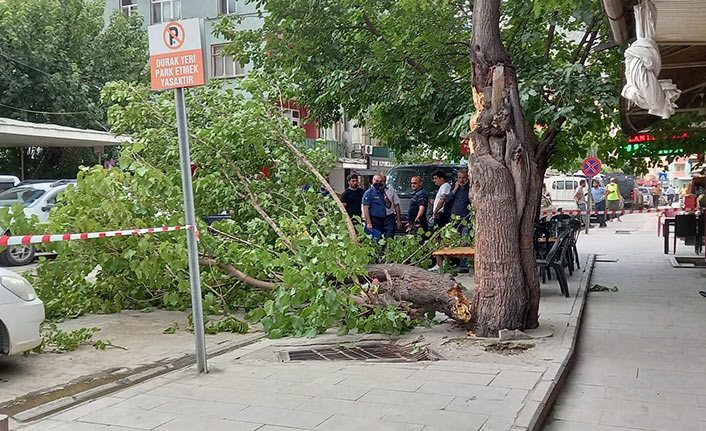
(621, 0, 681, 119)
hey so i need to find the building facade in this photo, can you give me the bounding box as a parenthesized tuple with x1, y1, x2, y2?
(104, 0, 393, 192)
(105, 0, 261, 83)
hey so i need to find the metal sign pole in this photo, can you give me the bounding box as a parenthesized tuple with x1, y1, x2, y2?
(586, 177, 592, 234)
(174, 87, 208, 373)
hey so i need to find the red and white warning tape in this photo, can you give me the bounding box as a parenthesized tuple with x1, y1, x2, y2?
(540, 208, 688, 216)
(0, 225, 196, 247)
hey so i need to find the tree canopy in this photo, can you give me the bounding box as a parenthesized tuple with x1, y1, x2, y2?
(217, 0, 623, 172)
(0, 0, 149, 178)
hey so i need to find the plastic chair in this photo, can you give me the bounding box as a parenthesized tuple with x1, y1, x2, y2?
(533, 225, 552, 260)
(536, 230, 571, 298)
(657, 207, 678, 237)
(568, 219, 581, 270)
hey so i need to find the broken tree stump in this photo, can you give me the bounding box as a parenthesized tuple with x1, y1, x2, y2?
(364, 264, 471, 323)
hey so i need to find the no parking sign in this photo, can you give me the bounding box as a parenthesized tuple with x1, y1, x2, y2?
(148, 18, 204, 91)
(581, 157, 602, 177)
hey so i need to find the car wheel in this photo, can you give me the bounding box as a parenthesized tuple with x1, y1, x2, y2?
(0, 245, 36, 266)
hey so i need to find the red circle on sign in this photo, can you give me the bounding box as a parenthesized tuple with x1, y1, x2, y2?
(163, 22, 185, 50)
(581, 157, 602, 176)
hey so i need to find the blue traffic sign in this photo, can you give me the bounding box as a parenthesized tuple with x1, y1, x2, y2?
(581, 157, 602, 177)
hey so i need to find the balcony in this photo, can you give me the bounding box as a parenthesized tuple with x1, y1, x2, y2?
(302, 138, 341, 158)
(302, 138, 394, 162)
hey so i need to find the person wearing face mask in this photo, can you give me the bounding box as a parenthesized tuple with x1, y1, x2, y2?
(362, 174, 392, 237)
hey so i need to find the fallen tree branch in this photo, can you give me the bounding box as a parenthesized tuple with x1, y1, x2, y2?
(199, 257, 277, 290)
(277, 132, 359, 244)
(233, 168, 296, 253)
(365, 264, 471, 323)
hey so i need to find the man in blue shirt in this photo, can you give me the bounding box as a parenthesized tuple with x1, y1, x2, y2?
(406, 175, 430, 233)
(363, 174, 391, 237)
(591, 179, 607, 228)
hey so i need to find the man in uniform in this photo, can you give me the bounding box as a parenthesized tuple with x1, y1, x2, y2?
(363, 174, 391, 237)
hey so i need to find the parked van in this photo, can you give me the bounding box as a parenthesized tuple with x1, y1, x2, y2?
(544, 176, 585, 211)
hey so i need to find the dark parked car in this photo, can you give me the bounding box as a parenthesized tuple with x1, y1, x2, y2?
(386, 163, 463, 225)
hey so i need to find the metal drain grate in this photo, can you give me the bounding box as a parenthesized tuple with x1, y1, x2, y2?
(279, 343, 435, 363)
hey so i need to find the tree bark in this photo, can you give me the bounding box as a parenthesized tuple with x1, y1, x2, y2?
(365, 264, 471, 323)
(467, 0, 541, 337)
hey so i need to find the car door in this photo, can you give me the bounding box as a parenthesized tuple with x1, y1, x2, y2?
(36, 187, 65, 223)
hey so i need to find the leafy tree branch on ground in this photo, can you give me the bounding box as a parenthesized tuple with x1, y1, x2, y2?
(216, 0, 631, 336)
(13, 78, 471, 338)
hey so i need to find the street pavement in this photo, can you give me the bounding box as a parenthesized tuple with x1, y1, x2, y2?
(9, 256, 591, 431)
(12, 212, 702, 431)
(544, 213, 706, 430)
(0, 310, 262, 408)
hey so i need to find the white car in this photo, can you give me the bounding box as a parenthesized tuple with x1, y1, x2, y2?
(0, 267, 44, 355)
(0, 175, 20, 193)
(0, 180, 75, 266)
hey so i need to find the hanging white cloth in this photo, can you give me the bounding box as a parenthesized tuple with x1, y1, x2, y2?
(621, 0, 681, 119)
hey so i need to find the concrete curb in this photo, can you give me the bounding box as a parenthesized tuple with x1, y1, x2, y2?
(520, 253, 596, 431)
(9, 333, 266, 424)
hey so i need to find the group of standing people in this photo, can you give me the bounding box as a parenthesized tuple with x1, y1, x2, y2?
(574, 178, 621, 229)
(651, 184, 678, 207)
(339, 169, 473, 272)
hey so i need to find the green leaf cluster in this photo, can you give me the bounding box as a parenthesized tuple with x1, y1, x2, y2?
(216, 0, 630, 171)
(31, 324, 101, 353)
(14, 77, 474, 338)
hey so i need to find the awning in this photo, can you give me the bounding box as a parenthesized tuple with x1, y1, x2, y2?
(0, 117, 129, 148)
(602, 0, 706, 134)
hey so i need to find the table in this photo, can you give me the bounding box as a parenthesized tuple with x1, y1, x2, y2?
(432, 246, 476, 258)
(432, 247, 475, 273)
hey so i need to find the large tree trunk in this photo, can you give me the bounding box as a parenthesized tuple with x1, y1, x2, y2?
(467, 0, 541, 337)
(365, 264, 471, 323)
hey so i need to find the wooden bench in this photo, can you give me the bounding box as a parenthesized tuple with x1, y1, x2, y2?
(432, 247, 475, 273)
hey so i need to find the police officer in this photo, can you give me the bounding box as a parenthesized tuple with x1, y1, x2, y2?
(363, 174, 392, 236)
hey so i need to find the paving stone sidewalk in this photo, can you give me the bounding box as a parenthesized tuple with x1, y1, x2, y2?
(14, 352, 547, 431)
(9, 257, 594, 431)
(544, 213, 706, 431)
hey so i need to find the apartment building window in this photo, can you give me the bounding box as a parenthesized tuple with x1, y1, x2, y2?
(120, 0, 138, 18)
(219, 0, 237, 14)
(280, 108, 301, 127)
(151, 0, 181, 24)
(211, 44, 245, 78)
